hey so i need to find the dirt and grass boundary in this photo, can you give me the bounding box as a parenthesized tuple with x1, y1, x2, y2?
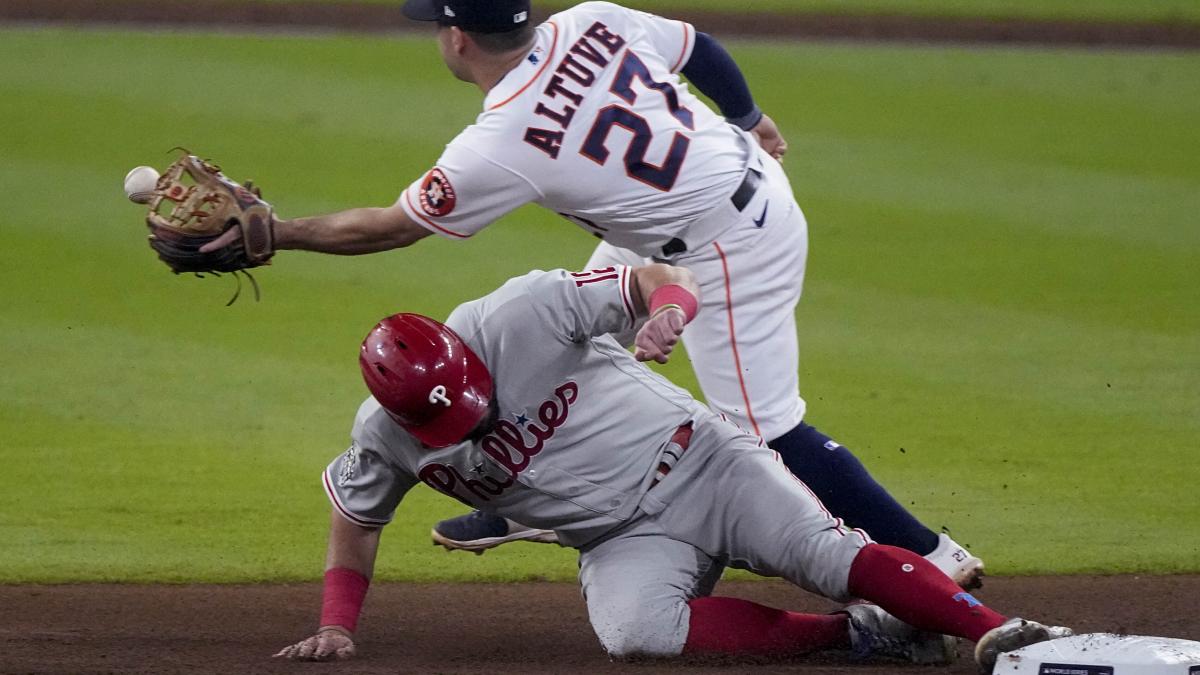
(2, 0, 1199, 48)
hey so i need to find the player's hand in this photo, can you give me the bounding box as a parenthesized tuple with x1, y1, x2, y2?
(751, 114, 788, 162)
(273, 626, 356, 661)
(634, 307, 686, 364)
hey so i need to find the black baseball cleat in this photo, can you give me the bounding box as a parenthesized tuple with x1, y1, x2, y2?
(431, 510, 558, 554)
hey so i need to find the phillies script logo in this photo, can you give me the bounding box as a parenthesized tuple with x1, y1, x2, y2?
(418, 168, 456, 217)
(418, 381, 578, 503)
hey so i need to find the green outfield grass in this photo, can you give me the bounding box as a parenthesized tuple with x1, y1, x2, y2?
(227, 0, 1200, 24)
(1, 27, 1197, 583)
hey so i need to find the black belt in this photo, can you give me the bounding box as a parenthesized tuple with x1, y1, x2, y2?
(661, 169, 762, 257)
(730, 168, 763, 212)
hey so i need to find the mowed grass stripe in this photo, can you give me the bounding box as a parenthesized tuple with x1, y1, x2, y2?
(1, 27, 1196, 582)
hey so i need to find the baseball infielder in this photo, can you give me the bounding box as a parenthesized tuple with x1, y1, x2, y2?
(204, 0, 981, 583)
(274, 263, 1068, 669)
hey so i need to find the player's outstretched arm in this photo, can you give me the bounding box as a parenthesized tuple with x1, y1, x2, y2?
(201, 203, 433, 257)
(275, 509, 383, 661)
(273, 204, 433, 254)
(630, 264, 700, 364)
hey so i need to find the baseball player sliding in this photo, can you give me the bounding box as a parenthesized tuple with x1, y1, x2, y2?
(203, 0, 982, 584)
(274, 263, 1069, 670)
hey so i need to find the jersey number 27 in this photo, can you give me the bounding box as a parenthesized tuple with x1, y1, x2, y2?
(580, 51, 695, 192)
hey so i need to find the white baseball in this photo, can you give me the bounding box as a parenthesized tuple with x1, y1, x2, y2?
(124, 166, 160, 204)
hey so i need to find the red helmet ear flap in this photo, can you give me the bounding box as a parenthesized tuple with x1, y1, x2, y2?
(359, 314, 494, 448)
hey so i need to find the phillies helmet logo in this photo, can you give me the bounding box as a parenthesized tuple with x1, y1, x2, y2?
(428, 385, 452, 407)
(419, 168, 456, 217)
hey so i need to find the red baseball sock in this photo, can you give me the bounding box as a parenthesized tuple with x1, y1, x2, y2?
(683, 596, 849, 655)
(847, 543, 1006, 642)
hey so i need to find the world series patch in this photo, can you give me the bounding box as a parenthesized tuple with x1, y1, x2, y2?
(337, 443, 359, 488)
(419, 168, 457, 217)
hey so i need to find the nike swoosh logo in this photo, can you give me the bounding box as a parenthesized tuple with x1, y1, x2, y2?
(752, 201, 769, 228)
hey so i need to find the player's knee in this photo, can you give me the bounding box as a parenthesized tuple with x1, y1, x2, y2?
(787, 526, 870, 601)
(592, 602, 687, 659)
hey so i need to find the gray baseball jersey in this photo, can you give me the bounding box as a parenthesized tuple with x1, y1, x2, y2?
(325, 266, 718, 548)
(324, 266, 870, 656)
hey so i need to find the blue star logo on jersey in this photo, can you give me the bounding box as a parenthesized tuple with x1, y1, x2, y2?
(513, 413, 530, 426)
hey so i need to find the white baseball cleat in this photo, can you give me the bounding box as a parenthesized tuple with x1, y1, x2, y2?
(975, 617, 1074, 674)
(431, 510, 558, 554)
(925, 533, 985, 590)
(843, 603, 959, 665)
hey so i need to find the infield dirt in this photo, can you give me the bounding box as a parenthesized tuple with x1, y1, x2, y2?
(4, 575, 1198, 674)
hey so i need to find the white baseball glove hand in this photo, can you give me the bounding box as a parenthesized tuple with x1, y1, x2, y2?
(634, 307, 686, 364)
(273, 626, 356, 661)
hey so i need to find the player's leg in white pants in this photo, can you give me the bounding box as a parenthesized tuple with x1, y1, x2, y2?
(586, 153, 807, 440)
(579, 428, 868, 658)
(670, 154, 808, 442)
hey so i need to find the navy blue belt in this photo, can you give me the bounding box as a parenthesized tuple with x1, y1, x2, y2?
(730, 168, 763, 212)
(661, 169, 762, 257)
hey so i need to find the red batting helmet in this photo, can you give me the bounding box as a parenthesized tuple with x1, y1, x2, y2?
(359, 313, 494, 449)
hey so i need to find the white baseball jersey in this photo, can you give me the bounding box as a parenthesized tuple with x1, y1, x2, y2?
(324, 266, 729, 547)
(397, 1, 754, 257)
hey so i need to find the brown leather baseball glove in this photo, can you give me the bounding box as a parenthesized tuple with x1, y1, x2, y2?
(143, 151, 274, 301)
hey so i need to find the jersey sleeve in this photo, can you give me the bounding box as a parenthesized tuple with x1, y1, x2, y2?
(322, 439, 415, 527)
(629, 8, 695, 73)
(521, 266, 639, 344)
(398, 135, 541, 239)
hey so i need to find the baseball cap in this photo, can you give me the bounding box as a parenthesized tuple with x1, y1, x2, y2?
(402, 0, 531, 33)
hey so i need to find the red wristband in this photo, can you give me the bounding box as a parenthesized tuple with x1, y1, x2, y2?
(648, 284, 698, 322)
(320, 567, 370, 634)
